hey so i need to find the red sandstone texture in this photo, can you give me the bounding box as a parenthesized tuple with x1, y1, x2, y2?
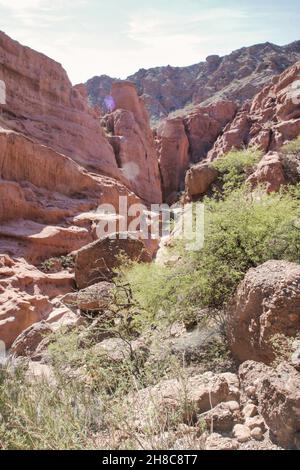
(101, 82, 162, 203)
(0, 126, 142, 263)
(0, 32, 161, 350)
(247, 152, 286, 193)
(0, 32, 118, 178)
(155, 117, 189, 203)
(0, 255, 76, 348)
(208, 61, 300, 159)
(155, 101, 236, 201)
(0, 31, 162, 204)
(183, 101, 237, 162)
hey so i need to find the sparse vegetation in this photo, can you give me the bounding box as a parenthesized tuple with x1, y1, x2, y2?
(212, 147, 262, 191)
(2, 146, 300, 450)
(168, 102, 197, 119)
(281, 136, 300, 155)
(119, 183, 300, 333)
(40, 255, 75, 273)
(280, 137, 300, 183)
(0, 320, 203, 450)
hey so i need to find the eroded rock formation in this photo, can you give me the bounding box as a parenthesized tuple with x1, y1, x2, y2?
(185, 163, 218, 200)
(1, 30, 300, 453)
(75, 233, 152, 289)
(183, 101, 237, 162)
(101, 82, 162, 203)
(227, 260, 300, 364)
(0, 255, 76, 348)
(155, 117, 189, 203)
(208, 60, 300, 159)
(0, 31, 162, 205)
(0, 31, 119, 178)
(247, 152, 286, 193)
(240, 361, 300, 449)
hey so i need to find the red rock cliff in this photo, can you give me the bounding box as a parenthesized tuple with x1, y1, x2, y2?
(101, 82, 162, 204)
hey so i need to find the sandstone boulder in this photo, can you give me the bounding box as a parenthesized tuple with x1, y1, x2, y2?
(92, 337, 148, 363)
(239, 360, 300, 449)
(185, 163, 218, 199)
(62, 282, 114, 312)
(75, 233, 151, 289)
(227, 260, 300, 364)
(10, 321, 53, 358)
(247, 152, 286, 192)
(233, 424, 251, 443)
(242, 403, 258, 418)
(251, 427, 264, 441)
(204, 401, 241, 433)
(129, 371, 240, 430)
(205, 433, 239, 450)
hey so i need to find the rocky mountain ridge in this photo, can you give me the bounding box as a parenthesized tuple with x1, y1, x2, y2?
(85, 40, 300, 122)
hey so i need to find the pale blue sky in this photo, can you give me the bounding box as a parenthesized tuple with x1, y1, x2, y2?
(0, 0, 299, 84)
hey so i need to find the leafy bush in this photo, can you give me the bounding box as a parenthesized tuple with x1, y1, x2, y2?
(280, 136, 300, 183)
(212, 148, 262, 191)
(120, 184, 300, 330)
(168, 102, 196, 119)
(281, 136, 300, 155)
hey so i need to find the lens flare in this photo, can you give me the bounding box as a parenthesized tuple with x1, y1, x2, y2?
(103, 95, 116, 112)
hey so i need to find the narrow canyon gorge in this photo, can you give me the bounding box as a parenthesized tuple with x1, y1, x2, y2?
(0, 29, 300, 451)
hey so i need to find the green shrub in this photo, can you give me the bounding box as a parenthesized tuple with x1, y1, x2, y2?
(281, 136, 300, 155)
(40, 255, 74, 273)
(168, 102, 196, 119)
(3, 145, 300, 450)
(280, 136, 300, 183)
(212, 148, 262, 191)
(120, 184, 300, 330)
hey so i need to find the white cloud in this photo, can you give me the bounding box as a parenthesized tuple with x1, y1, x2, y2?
(121, 7, 252, 74)
(0, 4, 253, 83)
(128, 7, 248, 41)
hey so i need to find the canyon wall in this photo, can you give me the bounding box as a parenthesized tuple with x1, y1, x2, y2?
(0, 31, 162, 204)
(101, 82, 162, 203)
(208, 60, 300, 159)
